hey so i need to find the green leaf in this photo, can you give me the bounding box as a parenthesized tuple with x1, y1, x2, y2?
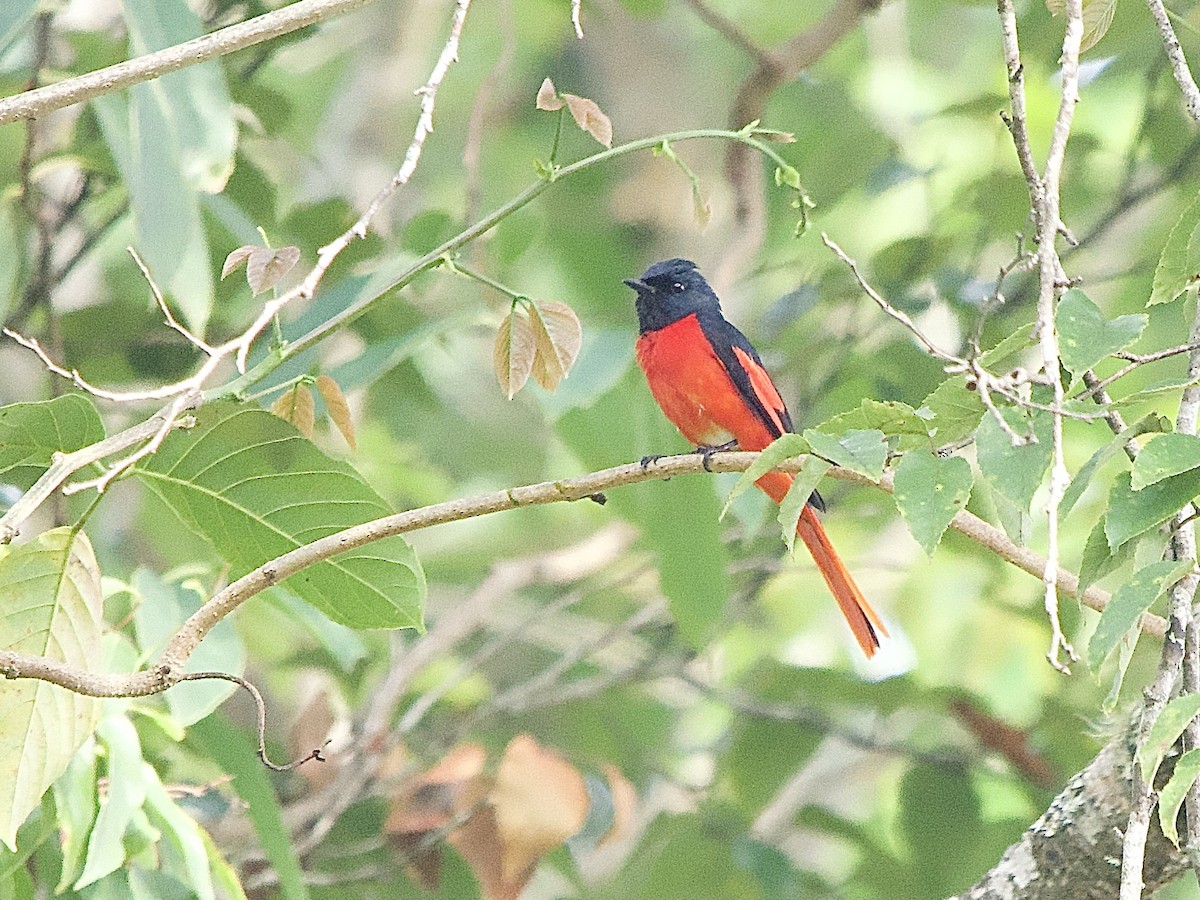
(77, 716, 145, 888)
(1046, 0, 1117, 52)
(0, 395, 106, 490)
(979, 322, 1035, 371)
(0, 529, 103, 851)
(135, 401, 425, 630)
(1111, 374, 1200, 408)
(190, 715, 309, 900)
(0, 2, 39, 56)
(779, 458, 833, 554)
(812, 399, 929, 445)
(1105, 470, 1200, 550)
(920, 377, 985, 445)
(142, 763, 215, 900)
(1131, 433, 1200, 491)
(1159, 748, 1200, 846)
(1150, 193, 1200, 306)
(719, 433, 809, 520)
(1138, 694, 1200, 783)
(893, 451, 973, 555)
(1087, 560, 1191, 670)
(53, 745, 99, 892)
(132, 569, 245, 726)
(801, 429, 887, 480)
(1061, 414, 1169, 515)
(976, 408, 1052, 512)
(1056, 289, 1147, 378)
(1078, 516, 1135, 594)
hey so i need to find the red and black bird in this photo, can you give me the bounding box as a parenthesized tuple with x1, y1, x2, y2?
(625, 258, 887, 657)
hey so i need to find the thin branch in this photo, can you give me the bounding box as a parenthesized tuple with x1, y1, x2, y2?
(821, 233, 965, 365)
(1077, 340, 1200, 401)
(1145, 0, 1200, 124)
(128, 248, 213, 355)
(0, 451, 1164, 701)
(571, 0, 584, 39)
(680, 0, 774, 67)
(175, 672, 327, 771)
(0, 0, 379, 126)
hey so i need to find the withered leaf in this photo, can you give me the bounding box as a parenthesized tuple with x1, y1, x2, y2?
(493, 308, 537, 399)
(527, 301, 582, 391)
(536, 77, 563, 111)
(491, 734, 588, 883)
(221, 245, 256, 279)
(598, 764, 637, 847)
(270, 384, 315, 438)
(246, 245, 301, 295)
(562, 93, 612, 147)
(315, 374, 357, 451)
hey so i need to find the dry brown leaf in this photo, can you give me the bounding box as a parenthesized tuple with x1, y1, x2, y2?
(448, 798, 529, 900)
(562, 93, 612, 147)
(491, 734, 588, 884)
(246, 245, 301, 295)
(270, 384, 315, 438)
(528, 301, 582, 391)
(598, 764, 637, 847)
(536, 77, 563, 111)
(493, 308, 537, 399)
(221, 245, 255, 279)
(315, 375, 357, 451)
(289, 686, 337, 789)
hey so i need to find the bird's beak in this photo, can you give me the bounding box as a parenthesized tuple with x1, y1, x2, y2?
(623, 278, 648, 292)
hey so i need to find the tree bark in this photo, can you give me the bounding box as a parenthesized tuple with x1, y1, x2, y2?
(955, 732, 1189, 899)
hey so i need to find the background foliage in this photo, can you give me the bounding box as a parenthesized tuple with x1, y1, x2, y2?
(2, 0, 1200, 897)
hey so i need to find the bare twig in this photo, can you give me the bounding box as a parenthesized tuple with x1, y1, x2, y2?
(680, 0, 773, 66)
(0, 451, 1163, 701)
(1077, 340, 1200, 401)
(571, 0, 584, 38)
(176, 672, 327, 771)
(0, 0, 379, 126)
(128, 248, 213, 355)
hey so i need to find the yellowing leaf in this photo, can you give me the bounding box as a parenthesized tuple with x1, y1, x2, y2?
(493, 309, 537, 399)
(536, 77, 563, 111)
(316, 375, 357, 451)
(528, 301, 583, 391)
(491, 735, 588, 883)
(562, 93, 612, 147)
(599, 764, 637, 847)
(271, 384, 315, 438)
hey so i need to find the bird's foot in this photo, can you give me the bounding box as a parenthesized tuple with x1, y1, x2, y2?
(695, 440, 739, 472)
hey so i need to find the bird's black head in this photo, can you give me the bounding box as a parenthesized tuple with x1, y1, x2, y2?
(624, 258, 721, 334)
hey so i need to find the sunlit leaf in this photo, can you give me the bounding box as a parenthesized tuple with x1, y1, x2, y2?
(0, 529, 103, 852)
(920, 377, 985, 445)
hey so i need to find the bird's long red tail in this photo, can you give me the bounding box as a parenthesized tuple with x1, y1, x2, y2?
(758, 471, 887, 657)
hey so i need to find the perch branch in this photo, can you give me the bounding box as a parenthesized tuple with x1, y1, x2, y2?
(0, 451, 1163, 702)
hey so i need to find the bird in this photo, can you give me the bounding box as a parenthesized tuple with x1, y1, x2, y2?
(625, 258, 887, 657)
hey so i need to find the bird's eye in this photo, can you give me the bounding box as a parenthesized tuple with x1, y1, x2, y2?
(672, 282, 685, 293)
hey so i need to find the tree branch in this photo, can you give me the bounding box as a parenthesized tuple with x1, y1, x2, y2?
(0, 451, 1163, 701)
(0, 0, 378, 126)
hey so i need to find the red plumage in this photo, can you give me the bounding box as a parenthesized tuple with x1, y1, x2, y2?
(627, 260, 887, 658)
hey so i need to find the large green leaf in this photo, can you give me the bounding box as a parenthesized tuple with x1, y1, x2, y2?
(1130, 433, 1200, 491)
(919, 377, 985, 446)
(779, 457, 833, 554)
(0, 396, 105, 490)
(801, 428, 887, 480)
(1138, 695, 1200, 783)
(135, 402, 425, 630)
(1061, 414, 1168, 515)
(77, 715, 146, 888)
(0, 529, 103, 851)
(1159, 748, 1200, 847)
